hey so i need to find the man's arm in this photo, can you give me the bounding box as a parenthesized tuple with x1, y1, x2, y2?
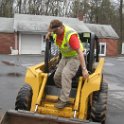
(76, 48, 89, 78)
(69, 34, 89, 78)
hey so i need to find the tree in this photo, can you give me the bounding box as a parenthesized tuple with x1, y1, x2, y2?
(119, 0, 123, 53)
(0, 0, 13, 17)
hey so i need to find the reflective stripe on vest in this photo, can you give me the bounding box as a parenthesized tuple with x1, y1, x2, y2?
(53, 25, 83, 57)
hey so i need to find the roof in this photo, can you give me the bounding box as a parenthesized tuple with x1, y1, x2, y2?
(0, 14, 119, 40)
(86, 23, 119, 39)
(0, 17, 14, 33)
(14, 13, 91, 33)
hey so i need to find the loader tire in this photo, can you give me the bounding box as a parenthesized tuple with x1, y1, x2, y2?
(15, 84, 32, 111)
(91, 82, 108, 124)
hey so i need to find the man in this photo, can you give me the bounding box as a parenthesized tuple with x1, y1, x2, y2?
(46, 19, 89, 109)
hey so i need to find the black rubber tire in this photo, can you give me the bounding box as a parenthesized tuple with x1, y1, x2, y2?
(15, 84, 33, 111)
(91, 82, 108, 124)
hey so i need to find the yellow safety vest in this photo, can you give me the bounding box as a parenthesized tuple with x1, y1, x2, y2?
(53, 25, 83, 57)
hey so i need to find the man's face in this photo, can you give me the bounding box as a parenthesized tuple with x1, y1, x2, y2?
(52, 26, 63, 35)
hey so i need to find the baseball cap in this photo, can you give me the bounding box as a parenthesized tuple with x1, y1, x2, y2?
(49, 19, 63, 31)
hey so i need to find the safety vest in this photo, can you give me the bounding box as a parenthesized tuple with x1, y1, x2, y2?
(52, 25, 83, 57)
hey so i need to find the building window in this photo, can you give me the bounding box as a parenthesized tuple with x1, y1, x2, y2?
(122, 43, 124, 54)
(99, 42, 106, 56)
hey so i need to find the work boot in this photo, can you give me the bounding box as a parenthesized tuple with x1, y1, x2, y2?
(54, 99, 70, 109)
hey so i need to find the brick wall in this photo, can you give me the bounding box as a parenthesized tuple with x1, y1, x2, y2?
(0, 33, 119, 56)
(100, 38, 118, 56)
(0, 33, 15, 54)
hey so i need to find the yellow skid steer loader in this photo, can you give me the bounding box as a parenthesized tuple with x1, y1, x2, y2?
(0, 32, 108, 124)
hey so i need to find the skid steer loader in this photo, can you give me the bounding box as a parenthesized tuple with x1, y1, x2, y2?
(0, 32, 108, 124)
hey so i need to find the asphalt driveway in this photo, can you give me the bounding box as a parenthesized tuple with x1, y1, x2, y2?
(103, 56, 124, 124)
(0, 55, 44, 116)
(0, 54, 124, 124)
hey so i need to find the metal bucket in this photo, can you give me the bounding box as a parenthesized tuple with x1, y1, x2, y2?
(0, 110, 99, 124)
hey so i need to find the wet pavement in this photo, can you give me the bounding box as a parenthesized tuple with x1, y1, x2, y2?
(103, 56, 124, 124)
(0, 54, 124, 124)
(0, 55, 44, 116)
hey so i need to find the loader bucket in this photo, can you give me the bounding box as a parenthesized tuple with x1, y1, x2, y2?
(0, 110, 99, 124)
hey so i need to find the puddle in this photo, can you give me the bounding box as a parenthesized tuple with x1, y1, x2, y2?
(7, 72, 22, 77)
(1, 61, 16, 66)
(0, 72, 23, 77)
(1, 60, 33, 68)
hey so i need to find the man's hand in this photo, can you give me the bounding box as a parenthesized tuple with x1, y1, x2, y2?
(82, 69, 89, 79)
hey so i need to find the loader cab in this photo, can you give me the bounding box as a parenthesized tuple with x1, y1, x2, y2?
(71, 32, 100, 88)
(45, 32, 99, 88)
(45, 32, 99, 74)
(79, 32, 99, 73)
